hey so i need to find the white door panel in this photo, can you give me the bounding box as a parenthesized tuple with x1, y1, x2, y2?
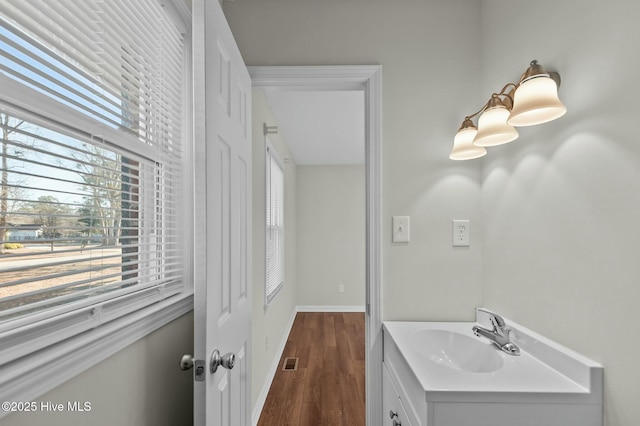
(193, 0, 252, 424)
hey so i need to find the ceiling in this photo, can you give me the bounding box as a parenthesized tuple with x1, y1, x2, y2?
(263, 90, 365, 165)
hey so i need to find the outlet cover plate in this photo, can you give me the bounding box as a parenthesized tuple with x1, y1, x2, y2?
(452, 219, 470, 247)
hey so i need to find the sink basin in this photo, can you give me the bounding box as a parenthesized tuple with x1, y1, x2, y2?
(384, 318, 604, 425)
(410, 329, 503, 373)
(385, 320, 603, 395)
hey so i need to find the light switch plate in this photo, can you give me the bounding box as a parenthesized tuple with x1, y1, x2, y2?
(452, 219, 470, 247)
(392, 216, 410, 243)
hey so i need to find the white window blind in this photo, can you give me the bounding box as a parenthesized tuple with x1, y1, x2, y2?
(0, 0, 183, 144)
(0, 0, 185, 327)
(265, 140, 284, 304)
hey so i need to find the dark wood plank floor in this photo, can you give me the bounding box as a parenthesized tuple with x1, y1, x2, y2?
(257, 312, 366, 426)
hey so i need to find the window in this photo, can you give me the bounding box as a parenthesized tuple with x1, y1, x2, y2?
(265, 139, 284, 304)
(0, 115, 184, 322)
(0, 0, 191, 405)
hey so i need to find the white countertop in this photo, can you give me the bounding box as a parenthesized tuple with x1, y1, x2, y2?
(383, 320, 602, 403)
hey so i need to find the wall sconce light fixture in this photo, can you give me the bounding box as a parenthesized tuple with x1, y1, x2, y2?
(449, 60, 566, 160)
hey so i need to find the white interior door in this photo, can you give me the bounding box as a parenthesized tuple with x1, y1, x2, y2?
(192, 1, 252, 425)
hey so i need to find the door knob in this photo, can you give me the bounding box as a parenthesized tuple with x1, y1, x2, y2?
(180, 354, 206, 381)
(210, 349, 236, 373)
(180, 354, 194, 370)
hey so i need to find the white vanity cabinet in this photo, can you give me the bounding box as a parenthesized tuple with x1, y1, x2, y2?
(382, 318, 603, 426)
(382, 331, 425, 426)
(383, 361, 414, 426)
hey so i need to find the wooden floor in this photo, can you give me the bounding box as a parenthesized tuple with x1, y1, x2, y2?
(257, 312, 366, 426)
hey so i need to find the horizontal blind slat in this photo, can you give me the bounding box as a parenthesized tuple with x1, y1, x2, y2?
(1, 1, 184, 150)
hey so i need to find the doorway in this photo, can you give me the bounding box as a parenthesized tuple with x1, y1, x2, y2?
(250, 66, 382, 425)
(264, 88, 365, 309)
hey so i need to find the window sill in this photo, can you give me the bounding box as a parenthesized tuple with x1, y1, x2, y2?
(0, 292, 193, 417)
(264, 281, 284, 311)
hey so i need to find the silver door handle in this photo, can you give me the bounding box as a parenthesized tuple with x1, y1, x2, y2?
(210, 349, 236, 373)
(180, 354, 206, 381)
(180, 354, 194, 370)
(389, 410, 401, 426)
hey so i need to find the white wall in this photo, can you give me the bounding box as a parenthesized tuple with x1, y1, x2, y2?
(250, 90, 298, 410)
(228, 2, 640, 425)
(224, 0, 485, 322)
(3, 312, 193, 426)
(296, 165, 366, 308)
(480, 1, 640, 425)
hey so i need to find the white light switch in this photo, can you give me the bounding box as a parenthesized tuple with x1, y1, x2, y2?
(392, 216, 410, 243)
(452, 220, 470, 247)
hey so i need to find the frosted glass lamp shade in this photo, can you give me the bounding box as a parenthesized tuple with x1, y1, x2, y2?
(450, 126, 486, 160)
(508, 76, 567, 126)
(473, 107, 519, 147)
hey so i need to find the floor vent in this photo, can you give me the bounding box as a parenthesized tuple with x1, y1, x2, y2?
(282, 357, 298, 371)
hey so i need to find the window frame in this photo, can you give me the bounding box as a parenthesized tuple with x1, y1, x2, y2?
(0, 0, 193, 411)
(264, 137, 285, 306)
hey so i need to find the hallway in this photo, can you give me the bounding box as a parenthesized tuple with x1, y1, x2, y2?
(257, 312, 365, 426)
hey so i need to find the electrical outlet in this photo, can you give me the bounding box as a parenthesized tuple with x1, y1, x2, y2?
(452, 220, 470, 247)
(339, 284, 345, 293)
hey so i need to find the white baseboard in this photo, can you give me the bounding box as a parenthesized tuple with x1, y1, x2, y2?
(296, 305, 366, 312)
(251, 308, 297, 426)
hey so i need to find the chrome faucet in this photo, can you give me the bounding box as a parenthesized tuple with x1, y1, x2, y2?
(472, 309, 520, 356)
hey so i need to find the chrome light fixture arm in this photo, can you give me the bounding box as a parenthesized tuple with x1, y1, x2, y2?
(459, 82, 517, 128)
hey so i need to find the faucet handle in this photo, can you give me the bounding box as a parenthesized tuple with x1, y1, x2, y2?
(489, 314, 506, 329)
(476, 308, 506, 328)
